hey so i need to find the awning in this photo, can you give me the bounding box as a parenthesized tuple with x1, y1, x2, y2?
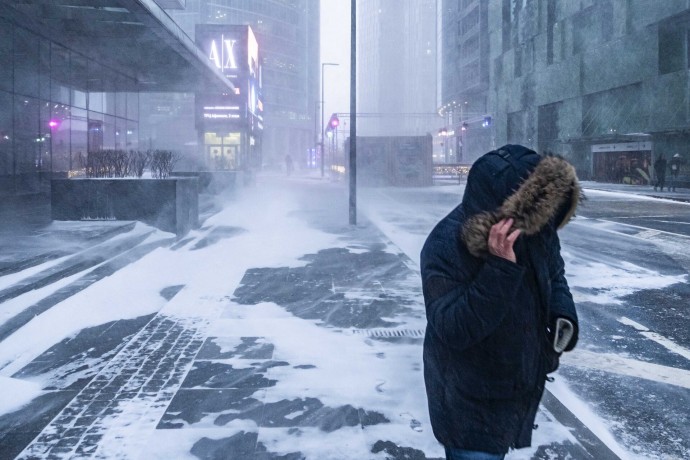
(2, 0, 233, 92)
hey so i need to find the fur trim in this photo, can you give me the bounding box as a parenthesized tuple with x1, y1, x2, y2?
(463, 155, 582, 258)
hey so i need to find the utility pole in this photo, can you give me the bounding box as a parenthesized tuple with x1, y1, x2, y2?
(349, 0, 357, 225)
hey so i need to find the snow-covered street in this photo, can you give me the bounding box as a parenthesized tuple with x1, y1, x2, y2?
(0, 175, 688, 459)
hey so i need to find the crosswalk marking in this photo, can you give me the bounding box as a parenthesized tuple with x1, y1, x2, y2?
(619, 316, 690, 361)
(561, 349, 690, 389)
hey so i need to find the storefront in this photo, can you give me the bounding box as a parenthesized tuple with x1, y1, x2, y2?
(592, 141, 653, 184)
(196, 25, 264, 172)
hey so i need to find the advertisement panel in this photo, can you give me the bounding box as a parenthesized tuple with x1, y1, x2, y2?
(195, 25, 263, 129)
(195, 25, 263, 171)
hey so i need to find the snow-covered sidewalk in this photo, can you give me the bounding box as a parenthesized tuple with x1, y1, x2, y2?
(0, 176, 655, 459)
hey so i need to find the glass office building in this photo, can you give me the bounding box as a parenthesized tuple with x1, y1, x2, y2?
(168, 0, 320, 168)
(0, 13, 139, 195)
(0, 0, 232, 196)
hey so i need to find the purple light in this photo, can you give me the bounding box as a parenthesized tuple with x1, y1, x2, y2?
(48, 120, 59, 129)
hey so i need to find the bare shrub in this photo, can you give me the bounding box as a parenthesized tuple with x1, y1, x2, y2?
(81, 149, 178, 179)
(129, 150, 152, 178)
(150, 150, 180, 179)
(112, 150, 130, 177)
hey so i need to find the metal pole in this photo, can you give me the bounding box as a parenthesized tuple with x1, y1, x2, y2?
(321, 63, 339, 177)
(349, 0, 356, 225)
(321, 63, 325, 177)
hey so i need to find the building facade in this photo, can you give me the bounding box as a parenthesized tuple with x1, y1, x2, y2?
(442, 0, 690, 180)
(0, 0, 230, 196)
(0, 12, 139, 195)
(357, 0, 440, 140)
(161, 0, 320, 169)
(195, 25, 264, 171)
(439, 0, 490, 163)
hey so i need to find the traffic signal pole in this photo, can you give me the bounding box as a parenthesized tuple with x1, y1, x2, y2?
(321, 63, 338, 177)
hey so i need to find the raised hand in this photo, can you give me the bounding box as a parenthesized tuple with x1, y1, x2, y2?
(487, 218, 521, 263)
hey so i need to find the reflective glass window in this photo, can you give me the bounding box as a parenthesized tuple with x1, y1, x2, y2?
(0, 19, 13, 93)
(87, 111, 104, 152)
(39, 100, 51, 172)
(103, 114, 116, 150)
(114, 117, 126, 150)
(127, 92, 139, 120)
(0, 91, 12, 176)
(51, 103, 71, 172)
(39, 40, 50, 101)
(14, 96, 40, 174)
(126, 120, 138, 150)
(71, 107, 88, 167)
(14, 27, 39, 98)
(51, 44, 71, 105)
(71, 53, 88, 109)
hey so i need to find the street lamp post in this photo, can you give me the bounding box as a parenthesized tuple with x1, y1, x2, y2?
(321, 62, 339, 177)
(349, 0, 356, 225)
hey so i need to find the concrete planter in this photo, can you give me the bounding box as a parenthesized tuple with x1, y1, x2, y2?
(51, 178, 199, 236)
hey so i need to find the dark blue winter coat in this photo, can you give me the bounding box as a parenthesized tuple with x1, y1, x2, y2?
(420, 145, 580, 454)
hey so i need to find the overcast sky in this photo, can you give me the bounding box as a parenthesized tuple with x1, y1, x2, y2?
(320, 1, 351, 133)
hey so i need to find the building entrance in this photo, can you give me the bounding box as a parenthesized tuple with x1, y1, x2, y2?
(204, 132, 241, 170)
(592, 142, 652, 185)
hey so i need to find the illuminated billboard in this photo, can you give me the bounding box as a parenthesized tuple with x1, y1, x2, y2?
(195, 24, 263, 127)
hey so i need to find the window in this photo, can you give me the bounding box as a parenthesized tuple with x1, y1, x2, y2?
(13, 27, 39, 98)
(0, 19, 12, 93)
(658, 25, 684, 75)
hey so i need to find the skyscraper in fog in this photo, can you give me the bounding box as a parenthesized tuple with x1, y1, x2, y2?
(438, 0, 490, 163)
(441, 0, 690, 181)
(357, 0, 439, 137)
(144, 0, 319, 168)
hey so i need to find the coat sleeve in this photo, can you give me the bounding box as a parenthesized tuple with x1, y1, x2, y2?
(548, 233, 579, 351)
(421, 238, 526, 351)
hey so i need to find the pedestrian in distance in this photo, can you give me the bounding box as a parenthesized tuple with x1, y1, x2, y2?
(669, 153, 684, 192)
(654, 154, 667, 192)
(420, 144, 581, 459)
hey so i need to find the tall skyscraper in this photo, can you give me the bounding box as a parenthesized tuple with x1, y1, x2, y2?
(144, 0, 320, 169)
(438, 0, 490, 163)
(356, 0, 439, 138)
(441, 0, 690, 180)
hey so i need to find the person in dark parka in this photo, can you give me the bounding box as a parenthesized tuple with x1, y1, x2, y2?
(420, 145, 581, 459)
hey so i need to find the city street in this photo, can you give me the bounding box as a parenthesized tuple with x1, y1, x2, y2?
(0, 175, 688, 459)
(362, 182, 690, 460)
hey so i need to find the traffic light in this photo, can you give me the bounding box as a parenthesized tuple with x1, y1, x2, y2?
(329, 113, 340, 129)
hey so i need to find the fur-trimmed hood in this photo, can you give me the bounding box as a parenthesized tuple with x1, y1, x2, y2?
(461, 146, 582, 258)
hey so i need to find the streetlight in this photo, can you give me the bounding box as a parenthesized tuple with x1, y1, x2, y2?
(321, 62, 339, 177)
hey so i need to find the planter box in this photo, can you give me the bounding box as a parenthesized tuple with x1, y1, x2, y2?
(170, 171, 239, 195)
(51, 178, 199, 236)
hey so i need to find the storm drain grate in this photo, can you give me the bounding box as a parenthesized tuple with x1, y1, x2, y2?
(350, 328, 424, 338)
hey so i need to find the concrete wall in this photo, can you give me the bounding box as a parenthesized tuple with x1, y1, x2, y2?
(52, 178, 199, 236)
